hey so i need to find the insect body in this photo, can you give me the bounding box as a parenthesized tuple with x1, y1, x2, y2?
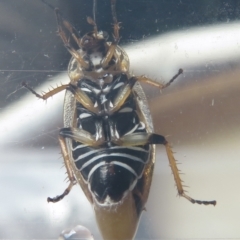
(23, 1, 216, 239)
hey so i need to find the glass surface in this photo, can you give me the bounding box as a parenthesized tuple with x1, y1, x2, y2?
(1, 0, 240, 239)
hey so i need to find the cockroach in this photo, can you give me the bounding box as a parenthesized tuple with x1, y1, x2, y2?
(23, 1, 216, 239)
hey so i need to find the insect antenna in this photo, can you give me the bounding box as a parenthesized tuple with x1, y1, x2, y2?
(93, 0, 97, 26)
(111, 0, 120, 43)
(111, 0, 118, 26)
(87, 0, 98, 37)
(41, 0, 55, 11)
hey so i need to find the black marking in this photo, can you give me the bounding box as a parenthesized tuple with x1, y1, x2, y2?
(148, 134, 167, 145)
(67, 73, 150, 203)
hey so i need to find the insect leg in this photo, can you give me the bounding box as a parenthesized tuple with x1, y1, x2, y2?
(48, 127, 104, 203)
(55, 9, 81, 47)
(47, 135, 76, 203)
(59, 127, 104, 147)
(163, 141, 216, 206)
(55, 9, 90, 70)
(109, 77, 137, 113)
(22, 82, 68, 100)
(101, 43, 117, 69)
(115, 132, 216, 206)
(135, 68, 183, 90)
(67, 84, 99, 114)
(113, 132, 165, 146)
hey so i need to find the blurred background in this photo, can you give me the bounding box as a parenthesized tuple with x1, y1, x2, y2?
(1, 0, 240, 239)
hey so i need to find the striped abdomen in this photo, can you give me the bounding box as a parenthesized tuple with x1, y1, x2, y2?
(71, 74, 150, 204)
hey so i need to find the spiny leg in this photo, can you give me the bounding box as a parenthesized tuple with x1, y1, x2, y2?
(23, 80, 100, 112)
(55, 8, 89, 69)
(114, 132, 216, 206)
(136, 68, 183, 90)
(164, 142, 216, 206)
(22, 82, 68, 100)
(101, 43, 117, 69)
(55, 9, 81, 47)
(47, 135, 76, 203)
(48, 127, 105, 203)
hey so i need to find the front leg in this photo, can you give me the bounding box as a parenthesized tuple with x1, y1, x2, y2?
(135, 68, 183, 90)
(22, 82, 69, 100)
(103, 69, 183, 115)
(67, 84, 99, 114)
(55, 8, 90, 70)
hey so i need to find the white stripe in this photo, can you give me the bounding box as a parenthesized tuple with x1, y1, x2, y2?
(71, 144, 87, 151)
(80, 153, 109, 171)
(87, 161, 106, 181)
(111, 161, 138, 177)
(92, 88, 101, 94)
(81, 87, 91, 92)
(123, 123, 139, 136)
(138, 121, 145, 130)
(79, 152, 144, 171)
(119, 107, 132, 113)
(113, 82, 124, 89)
(87, 160, 138, 182)
(74, 149, 100, 162)
(114, 153, 145, 163)
(79, 113, 92, 119)
(129, 178, 138, 191)
(102, 85, 111, 93)
(115, 129, 119, 139)
(110, 146, 148, 153)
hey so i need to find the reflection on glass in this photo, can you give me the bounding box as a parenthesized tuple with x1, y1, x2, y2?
(59, 225, 94, 240)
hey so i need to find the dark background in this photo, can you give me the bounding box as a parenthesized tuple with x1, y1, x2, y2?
(1, 0, 240, 108)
